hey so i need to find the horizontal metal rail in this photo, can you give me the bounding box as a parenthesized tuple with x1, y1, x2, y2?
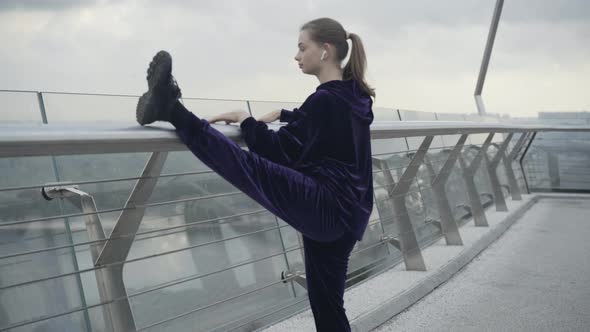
(0, 208, 270, 261)
(2, 216, 393, 294)
(0, 190, 245, 227)
(0, 223, 294, 291)
(1, 122, 589, 158)
(0, 88, 300, 104)
(0, 149, 448, 193)
(208, 297, 309, 332)
(1, 247, 302, 332)
(0, 169, 218, 193)
(224, 252, 404, 332)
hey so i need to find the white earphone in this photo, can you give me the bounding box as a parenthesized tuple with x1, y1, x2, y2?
(320, 50, 327, 61)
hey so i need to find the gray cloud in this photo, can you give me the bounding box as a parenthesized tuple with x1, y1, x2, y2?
(0, 0, 588, 120)
(0, 0, 101, 11)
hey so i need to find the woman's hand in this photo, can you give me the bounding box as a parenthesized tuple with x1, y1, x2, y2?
(257, 110, 281, 123)
(207, 110, 251, 125)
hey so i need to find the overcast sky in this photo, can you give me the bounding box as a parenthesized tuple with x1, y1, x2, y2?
(0, 0, 588, 121)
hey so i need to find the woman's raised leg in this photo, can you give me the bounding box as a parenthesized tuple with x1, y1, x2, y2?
(169, 101, 347, 243)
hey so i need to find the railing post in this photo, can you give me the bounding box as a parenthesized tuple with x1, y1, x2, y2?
(458, 133, 494, 227)
(423, 134, 468, 246)
(519, 132, 537, 194)
(375, 136, 433, 271)
(275, 216, 298, 297)
(502, 132, 528, 200)
(36, 91, 93, 331)
(43, 152, 168, 332)
(485, 133, 513, 211)
(90, 151, 167, 331)
(547, 152, 561, 189)
(36, 92, 49, 123)
(42, 185, 121, 331)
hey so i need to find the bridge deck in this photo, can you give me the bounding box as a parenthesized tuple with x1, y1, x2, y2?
(375, 196, 590, 331)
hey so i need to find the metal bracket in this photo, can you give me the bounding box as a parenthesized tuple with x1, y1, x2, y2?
(41, 184, 133, 332)
(519, 132, 537, 194)
(547, 152, 561, 188)
(96, 152, 168, 266)
(381, 234, 401, 250)
(458, 133, 494, 227)
(423, 134, 468, 246)
(480, 193, 494, 202)
(40, 151, 168, 332)
(502, 132, 528, 200)
(281, 270, 307, 290)
(426, 218, 443, 232)
(456, 204, 473, 215)
(484, 133, 513, 211)
(373, 136, 433, 271)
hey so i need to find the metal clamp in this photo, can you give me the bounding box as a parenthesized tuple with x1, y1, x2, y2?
(381, 234, 401, 250)
(281, 270, 307, 290)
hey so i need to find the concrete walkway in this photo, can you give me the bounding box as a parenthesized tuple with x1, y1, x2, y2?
(374, 197, 590, 332)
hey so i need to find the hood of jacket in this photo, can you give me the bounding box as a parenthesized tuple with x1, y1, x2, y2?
(317, 79, 374, 125)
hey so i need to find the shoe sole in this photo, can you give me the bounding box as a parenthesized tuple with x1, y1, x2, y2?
(136, 51, 172, 125)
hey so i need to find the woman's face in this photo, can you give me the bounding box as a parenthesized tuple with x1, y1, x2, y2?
(294, 29, 324, 75)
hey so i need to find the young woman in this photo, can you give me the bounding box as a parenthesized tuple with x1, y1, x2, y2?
(136, 17, 375, 332)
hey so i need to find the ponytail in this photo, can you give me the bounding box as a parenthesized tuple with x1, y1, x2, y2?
(343, 33, 375, 98)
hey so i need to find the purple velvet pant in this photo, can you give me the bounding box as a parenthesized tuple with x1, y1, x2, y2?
(170, 102, 356, 331)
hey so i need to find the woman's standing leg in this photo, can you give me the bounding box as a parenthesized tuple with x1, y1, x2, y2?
(303, 231, 357, 332)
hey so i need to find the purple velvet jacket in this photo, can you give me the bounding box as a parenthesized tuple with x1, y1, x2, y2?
(240, 79, 374, 241)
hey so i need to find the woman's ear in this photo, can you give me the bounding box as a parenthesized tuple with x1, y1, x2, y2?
(322, 43, 332, 60)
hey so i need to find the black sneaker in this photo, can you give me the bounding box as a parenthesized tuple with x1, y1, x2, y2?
(136, 50, 182, 125)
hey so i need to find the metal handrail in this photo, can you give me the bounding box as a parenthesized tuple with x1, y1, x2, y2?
(0, 88, 301, 104)
(1, 122, 589, 158)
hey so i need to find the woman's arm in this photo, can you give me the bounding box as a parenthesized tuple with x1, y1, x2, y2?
(239, 91, 330, 166)
(279, 108, 304, 123)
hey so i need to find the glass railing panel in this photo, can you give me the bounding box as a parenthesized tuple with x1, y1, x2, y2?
(461, 147, 494, 207)
(372, 151, 433, 246)
(182, 98, 250, 121)
(373, 106, 401, 122)
(0, 157, 89, 331)
(247, 101, 300, 119)
(128, 235, 289, 330)
(347, 206, 391, 283)
(523, 131, 590, 192)
(463, 114, 487, 145)
(41, 92, 139, 123)
(0, 90, 43, 123)
(399, 109, 444, 149)
(435, 113, 467, 147)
